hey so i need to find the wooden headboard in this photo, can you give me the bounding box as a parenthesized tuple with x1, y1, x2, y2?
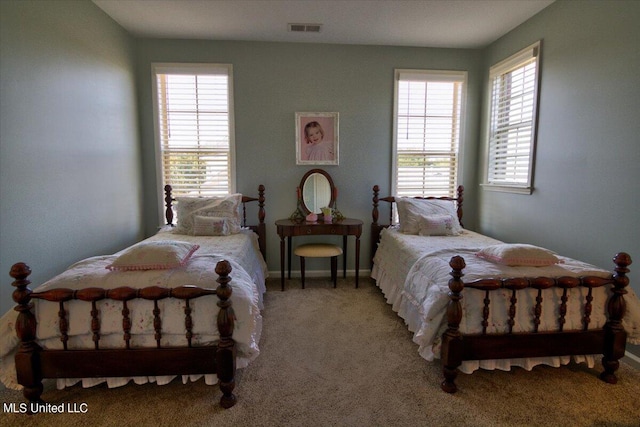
(163, 185, 267, 260)
(370, 185, 464, 265)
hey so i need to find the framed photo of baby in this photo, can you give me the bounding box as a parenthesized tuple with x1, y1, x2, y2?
(295, 112, 339, 165)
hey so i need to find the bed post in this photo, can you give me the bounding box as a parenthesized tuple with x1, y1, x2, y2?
(10, 262, 45, 406)
(441, 256, 466, 393)
(371, 185, 381, 266)
(456, 185, 464, 228)
(214, 260, 237, 408)
(600, 252, 632, 384)
(372, 185, 380, 227)
(164, 184, 174, 226)
(257, 185, 266, 260)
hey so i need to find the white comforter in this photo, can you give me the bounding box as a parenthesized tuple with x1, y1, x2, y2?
(0, 228, 268, 390)
(372, 227, 640, 373)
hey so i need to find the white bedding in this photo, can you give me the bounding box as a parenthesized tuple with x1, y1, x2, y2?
(371, 227, 640, 374)
(0, 227, 268, 390)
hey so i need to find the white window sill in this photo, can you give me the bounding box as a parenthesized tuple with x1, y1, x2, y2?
(481, 184, 533, 195)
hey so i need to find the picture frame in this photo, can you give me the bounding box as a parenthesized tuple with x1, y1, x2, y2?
(295, 112, 339, 165)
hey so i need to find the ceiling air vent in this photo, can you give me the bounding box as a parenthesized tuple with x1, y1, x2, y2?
(288, 23, 322, 33)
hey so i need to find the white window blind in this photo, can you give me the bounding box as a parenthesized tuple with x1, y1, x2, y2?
(485, 41, 541, 193)
(153, 63, 235, 197)
(393, 70, 465, 198)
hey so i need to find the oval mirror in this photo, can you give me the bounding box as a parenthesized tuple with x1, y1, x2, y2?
(300, 169, 335, 214)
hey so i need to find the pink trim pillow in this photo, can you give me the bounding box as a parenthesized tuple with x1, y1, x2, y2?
(106, 240, 199, 271)
(418, 215, 457, 236)
(192, 215, 232, 236)
(476, 244, 562, 267)
(173, 194, 242, 235)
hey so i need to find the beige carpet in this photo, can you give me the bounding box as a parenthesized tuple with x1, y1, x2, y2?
(1, 277, 639, 427)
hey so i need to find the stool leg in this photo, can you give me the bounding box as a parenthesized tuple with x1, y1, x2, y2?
(300, 257, 305, 289)
(331, 256, 337, 288)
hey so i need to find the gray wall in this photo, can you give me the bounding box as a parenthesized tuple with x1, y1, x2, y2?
(477, 0, 640, 299)
(134, 40, 483, 272)
(1, 0, 638, 359)
(0, 0, 143, 315)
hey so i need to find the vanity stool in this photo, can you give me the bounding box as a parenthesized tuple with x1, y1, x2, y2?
(294, 243, 343, 288)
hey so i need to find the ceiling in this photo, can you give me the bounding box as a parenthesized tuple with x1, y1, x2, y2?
(92, 0, 555, 49)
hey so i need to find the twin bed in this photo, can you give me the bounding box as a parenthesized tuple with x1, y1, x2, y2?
(4, 182, 640, 410)
(1, 185, 267, 409)
(370, 185, 640, 392)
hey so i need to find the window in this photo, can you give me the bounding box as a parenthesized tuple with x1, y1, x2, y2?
(152, 63, 235, 199)
(484, 41, 541, 194)
(393, 69, 466, 198)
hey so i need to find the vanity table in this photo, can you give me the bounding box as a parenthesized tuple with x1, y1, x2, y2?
(275, 169, 362, 290)
(276, 218, 362, 290)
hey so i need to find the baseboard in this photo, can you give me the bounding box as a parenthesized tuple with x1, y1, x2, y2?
(269, 269, 372, 279)
(624, 350, 640, 370)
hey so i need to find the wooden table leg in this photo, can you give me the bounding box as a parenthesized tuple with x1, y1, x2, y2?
(342, 235, 347, 278)
(279, 236, 285, 291)
(355, 236, 360, 288)
(287, 237, 292, 280)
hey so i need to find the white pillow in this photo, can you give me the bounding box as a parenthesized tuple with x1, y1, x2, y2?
(418, 215, 457, 236)
(476, 244, 562, 267)
(174, 194, 242, 235)
(396, 197, 462, 235)
(192, 215, 233, 236)
(106, 240, 199, 271)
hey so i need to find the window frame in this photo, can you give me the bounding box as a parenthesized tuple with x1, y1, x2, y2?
(482, 41, 541, 195)
(392, 69, 467, 198)
(151, 63, 236, 222)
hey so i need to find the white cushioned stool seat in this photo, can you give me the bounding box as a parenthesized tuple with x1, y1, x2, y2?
(294, 244, 343, 258)
(294, 244, 343, 288)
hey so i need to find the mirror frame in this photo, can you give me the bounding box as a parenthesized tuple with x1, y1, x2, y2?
(299, 169, 336, 214)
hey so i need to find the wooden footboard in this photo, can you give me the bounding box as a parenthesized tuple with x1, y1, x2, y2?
(440, 253, 632, 393)
(10, 259, 238, 409)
